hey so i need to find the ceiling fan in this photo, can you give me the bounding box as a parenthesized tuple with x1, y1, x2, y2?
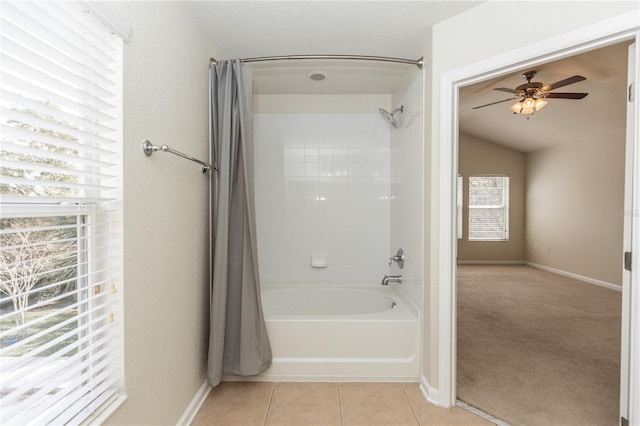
(472, 70, 588, 115)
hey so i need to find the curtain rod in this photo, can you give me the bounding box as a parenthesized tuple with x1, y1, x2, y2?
(210, 55, 424, 69)
(142, 140, 216, 174)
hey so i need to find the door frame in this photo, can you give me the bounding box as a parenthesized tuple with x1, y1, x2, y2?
(436, 11, 640, 423)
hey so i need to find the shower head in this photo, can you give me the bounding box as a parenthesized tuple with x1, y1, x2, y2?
(378, 106, 404, 129)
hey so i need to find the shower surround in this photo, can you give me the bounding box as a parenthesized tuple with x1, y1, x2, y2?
(251, 81, 423, 380)
(254, 112, 391, 286)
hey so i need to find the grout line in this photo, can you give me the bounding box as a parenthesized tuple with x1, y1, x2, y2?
(400, 383, 421, 425)
(262, 382, 276, 426)
(337, 382, 343, 426)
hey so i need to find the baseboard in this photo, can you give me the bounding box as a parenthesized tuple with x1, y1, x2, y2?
(525, 262, 622, 292)
(457, 260, 525, 265)
(176, 380, 211, 426)
(419, 375, 443, 407)
(456, 261, 622, 292)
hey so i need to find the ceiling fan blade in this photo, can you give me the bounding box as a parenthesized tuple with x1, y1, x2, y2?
(494, 87, 517, 94)
(545, 92, 589, 99)
(541, 75, 586, 91)
(472, 97, 519, 109)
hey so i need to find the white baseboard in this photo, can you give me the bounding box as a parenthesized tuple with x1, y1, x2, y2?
(456, 260, 622, 292)
(177, 380, 211, 426)
(525, 262, 622, 292)
(457, 260, 525, 265)
(419, 375, 444, 407)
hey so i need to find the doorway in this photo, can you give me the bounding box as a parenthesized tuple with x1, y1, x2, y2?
(454, 43, 628, 424)
(435, 19, 639, 426)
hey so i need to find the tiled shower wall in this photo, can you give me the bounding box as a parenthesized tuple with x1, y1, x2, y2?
(254, 113, 391, 285)
(389, 70, 424, 306)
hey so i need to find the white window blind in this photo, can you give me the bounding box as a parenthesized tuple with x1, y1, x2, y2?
(1, 2, 124, 425)
(468, 176, 509, 241)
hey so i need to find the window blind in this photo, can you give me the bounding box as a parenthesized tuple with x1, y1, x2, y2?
(468, 176, 510, 241)
(1, 2, 124, 424)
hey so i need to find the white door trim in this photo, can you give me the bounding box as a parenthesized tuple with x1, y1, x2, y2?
(623, 40, 640, 426)
(437, 11, 640, 420)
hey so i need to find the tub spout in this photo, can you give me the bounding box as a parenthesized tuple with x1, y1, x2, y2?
(381, 275, 402, 286)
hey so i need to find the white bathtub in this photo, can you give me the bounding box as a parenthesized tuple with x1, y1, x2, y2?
(254, 286, 420, 381)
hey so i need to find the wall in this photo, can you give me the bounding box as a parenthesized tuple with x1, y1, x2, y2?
(105, 2, 212, 424)
(253, 95, 391, 286)
(526, 136, 625, 285)
(390, 69, 424, 307)
(426, 1, 639, 391)
(457, 134, 526, 262)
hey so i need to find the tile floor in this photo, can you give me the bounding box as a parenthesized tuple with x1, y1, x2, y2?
(192, 382, 495, 426)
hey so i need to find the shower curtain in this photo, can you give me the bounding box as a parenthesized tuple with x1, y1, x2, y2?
(207, 60, 272, 386)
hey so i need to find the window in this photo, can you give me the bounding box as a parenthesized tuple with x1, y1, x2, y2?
(1, 2, 124, 424)
(468, 176, 509, 241)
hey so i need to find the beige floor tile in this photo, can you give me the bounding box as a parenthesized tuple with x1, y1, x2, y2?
(402, 384, 495, 426)
(265, 382, 340, 426)
(192, 381, 274, 426)
(339, 382, 418, 426)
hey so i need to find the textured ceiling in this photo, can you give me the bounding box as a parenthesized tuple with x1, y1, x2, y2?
(185, 1, 482, 94)
(186, 1, 482, 60)
(185, 2, 630, 153)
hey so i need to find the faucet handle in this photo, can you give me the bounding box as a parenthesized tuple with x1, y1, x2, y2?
(389, 248, 405, 269)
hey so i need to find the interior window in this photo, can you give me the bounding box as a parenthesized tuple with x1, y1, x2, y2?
(468, 175, 509, 241)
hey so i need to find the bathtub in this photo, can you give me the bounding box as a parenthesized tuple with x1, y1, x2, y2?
(254, 286, 420, 381)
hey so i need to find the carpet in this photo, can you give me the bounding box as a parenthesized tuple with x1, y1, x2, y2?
(456, 264, 621, 426)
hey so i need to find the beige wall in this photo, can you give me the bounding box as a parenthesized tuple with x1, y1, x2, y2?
(457, 130, 624, 283)
(457, 134, 526, 262)
(526, 136, 625, 285)
(105, 2, 213, 424)
(426, 1, 638, 389)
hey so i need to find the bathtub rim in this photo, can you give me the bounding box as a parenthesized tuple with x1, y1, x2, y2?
(261, 284, 419, 321)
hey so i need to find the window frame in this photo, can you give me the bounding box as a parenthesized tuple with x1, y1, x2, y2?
(467, 175, 510, 241)
(0, 2, 127, 424)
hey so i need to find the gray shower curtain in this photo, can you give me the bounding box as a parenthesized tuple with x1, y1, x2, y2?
(207, 60, 271, 386)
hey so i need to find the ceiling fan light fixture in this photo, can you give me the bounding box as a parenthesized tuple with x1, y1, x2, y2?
(534, 98, 548, 111)
(474, 72, 587, 114)
(520, 97, 536, 114)
(510, 101, 524, 114)
(510, 96, 548, 115)
(523, 97, 535, 109)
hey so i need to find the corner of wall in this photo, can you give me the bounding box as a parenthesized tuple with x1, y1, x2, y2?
(419, 374, 443, 407)
(176, 381, 212, 426)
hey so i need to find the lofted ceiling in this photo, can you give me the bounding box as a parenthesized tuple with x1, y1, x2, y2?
(459, 42, 630, 153)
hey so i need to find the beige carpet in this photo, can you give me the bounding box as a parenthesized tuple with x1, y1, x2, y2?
(456, 265, 621, 426)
